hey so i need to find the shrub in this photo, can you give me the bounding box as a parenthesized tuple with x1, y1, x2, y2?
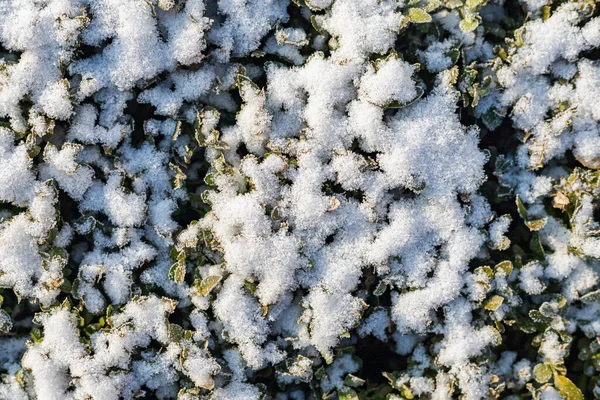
(0, 0, 599, 399)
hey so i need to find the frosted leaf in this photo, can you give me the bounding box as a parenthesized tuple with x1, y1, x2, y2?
(0, 128, 37, 206)
(319, 0, 407, 61)
(40, 143, 94, 200)
(357, 55, 417, 107)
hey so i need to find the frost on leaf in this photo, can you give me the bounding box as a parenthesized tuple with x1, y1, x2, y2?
(0, 0, 599, 399)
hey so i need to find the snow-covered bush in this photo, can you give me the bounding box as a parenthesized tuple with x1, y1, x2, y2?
(0, 0, 599, 399)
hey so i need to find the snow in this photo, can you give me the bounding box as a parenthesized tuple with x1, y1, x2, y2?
(0, 0, 599, 398)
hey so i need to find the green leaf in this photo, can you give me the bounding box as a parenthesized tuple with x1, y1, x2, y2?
(447, 48, 460, 64)
(32, 312, 44, 325)
(194, 109, 206, 146)
(580, 289, 600, 304)
(494, 260, 513, 276)
(554, 374, 583, 400)
(337, 387, 358, 400)
(172, 120, 182, 141)
(310, 15, 323, 35)
(200, 189, 214, 206)
(539, 302, 557, 318)
(399, 15, 411, 31)
(424, 0, 441, 11)
(237, 74, 260, 100)
(533, 363, 552, 383)
(204, 173, 217, 187)
(382, 371, 401, 389)
(529, 309, 550, 324)
(168, 323, 184, 343)
(459, 15, 479, 32)
(525, 217, 547, 231)
(408, 8, 432, 23)
(168, 261, 186, 284)
(466, 0, 486, 9)
(592, 353, 600, 370)
(542, 5, 551, 20)
(343, 374, 366, 388)
(374, 280, 387, 296)
(516, 195, 528, 220)
(30, 327, 42, 343)
(400, 384, 415, 399)
(0, 309, 12, 333)
(169, 162, 187, 189)
(476, 265, 493, 279)
(485, 295, 504, 311)
(514, 27, 525, 47)
(198, 275, 222, 296)
(244, 279, 257, 295)
(482, 108, 504, 131)
(492, 321, 505, 338)
(15, 369, 25, 388)
(491, 236, 511, 251)
(530, 232, 545, 259)
(315, 366, 326, 380)
(271, 206, 281, 221)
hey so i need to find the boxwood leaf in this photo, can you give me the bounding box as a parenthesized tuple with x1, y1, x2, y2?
(343, 374, 365, 388)
(168, 261, 186, 284)
(580, 289, 600, 304)
(533, 363, 552, 383)
(516, 195, 528, 220)
(408, 8, 432, 23)
(485, 295, 504, 311)
(459, 15, 479, 32)
(337, 387, 358, 400)
(0, 309, 12, 333)
(554, 374, 583, 400)
(525, 217, 547, 231)
(198, 275, 222, 296)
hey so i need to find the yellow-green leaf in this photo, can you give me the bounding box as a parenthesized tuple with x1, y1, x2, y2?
(542, 5, 551, 20)
(525, 217, 547, 231)
(401, 384, 415, 399)
(554, 374, 583, 400)
(476, 265, 494, 279)
(533, 363, 552, 383)
(424, 0, 442, 12)
(459, 15, 479, 32)
(485, 295, 504, 311)
(408, 8, 432, 23)
(168, 261, 186, 284)
(466, 0, 486, 9)
(198, 275, 222, 296)
(494, 260, 513, 276)
(244, 279, 257, 294)
(338, 387, 359, 400)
